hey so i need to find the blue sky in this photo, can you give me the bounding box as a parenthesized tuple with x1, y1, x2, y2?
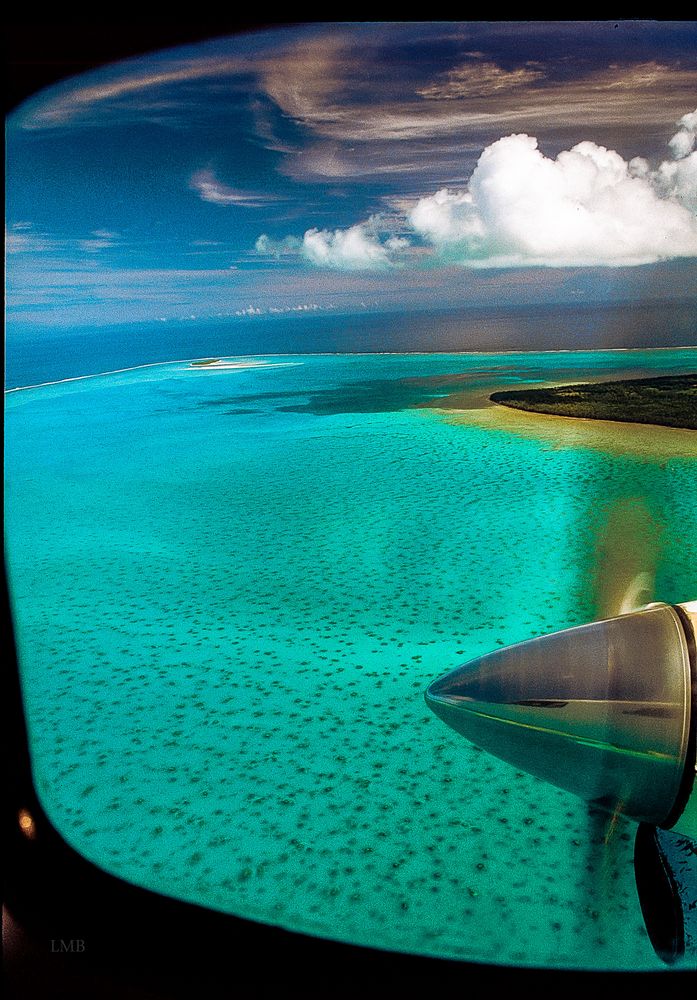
(6, 21, 697, 330)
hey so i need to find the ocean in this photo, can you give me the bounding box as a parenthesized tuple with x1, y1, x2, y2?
(4, 309, 697, 970)
(6, 298, 697, 390)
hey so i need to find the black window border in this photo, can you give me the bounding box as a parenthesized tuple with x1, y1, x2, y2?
(4, 18, 694, 992)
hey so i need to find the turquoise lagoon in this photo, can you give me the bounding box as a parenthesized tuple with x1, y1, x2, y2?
(5, 348, 697, 970)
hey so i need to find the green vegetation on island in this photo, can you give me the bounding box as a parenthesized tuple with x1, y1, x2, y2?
(490, 373, 697, 430)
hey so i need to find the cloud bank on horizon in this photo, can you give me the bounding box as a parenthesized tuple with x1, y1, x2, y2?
(256, 110, 697, 271)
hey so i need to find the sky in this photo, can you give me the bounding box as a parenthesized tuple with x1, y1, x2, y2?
(6, 20, 697, 332)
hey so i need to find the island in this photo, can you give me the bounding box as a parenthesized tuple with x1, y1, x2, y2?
(490, 373, 697, 431)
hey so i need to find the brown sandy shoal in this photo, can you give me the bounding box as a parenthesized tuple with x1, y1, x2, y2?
(420, 376, 697, 461)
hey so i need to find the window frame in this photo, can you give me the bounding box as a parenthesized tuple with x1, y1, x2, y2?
(4, 20, 693, 991)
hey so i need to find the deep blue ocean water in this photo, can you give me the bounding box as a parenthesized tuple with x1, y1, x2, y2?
(5, 310, 697, 970)
(6, 299, 697, 390)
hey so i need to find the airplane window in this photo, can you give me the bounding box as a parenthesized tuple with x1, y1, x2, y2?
(5, 21, 697, 976)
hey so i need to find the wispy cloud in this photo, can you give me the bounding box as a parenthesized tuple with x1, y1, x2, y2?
(79, 230, 120, 252)
(13, 22, 697, 199)
(6, 223, 57, 255)
(189, 168, 279, 208)
(13, 51, 256, 130)
(249, 98, 297, 154)
(259, 35, 697, 141)
(417, 57, 546, 100)
(6, 222, 121, 256)
(257, 27, 697, 183)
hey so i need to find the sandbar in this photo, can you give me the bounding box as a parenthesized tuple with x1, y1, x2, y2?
(426, 376, 697, 460)
(188, 358, 300, 371)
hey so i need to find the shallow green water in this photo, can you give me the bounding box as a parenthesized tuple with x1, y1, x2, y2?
(5, 350, 697, 969)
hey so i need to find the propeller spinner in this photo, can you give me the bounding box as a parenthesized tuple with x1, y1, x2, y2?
(425, 601, 697, 837)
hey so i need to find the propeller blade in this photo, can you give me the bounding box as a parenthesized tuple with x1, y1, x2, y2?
(591, 498, 663, 620)
(585, 497, 664, 913)
(634, 823, 697, 965)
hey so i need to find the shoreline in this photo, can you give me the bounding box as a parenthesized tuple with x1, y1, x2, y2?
(4, 357, 302, 394)
(417, 369, 697, 458)
(6, 346, 696, 394)
(435, 398, 697, 460)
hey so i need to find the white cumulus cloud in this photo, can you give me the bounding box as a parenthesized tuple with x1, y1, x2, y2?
(301, 222, 392, 270)
(646, 154, 697, 214)
(409, 126, 697, 267)
(255, 234, 302, 257)
(668, 109, 697, 159)
(409, 116, 697, 268)
(255, 219, 411, 271)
